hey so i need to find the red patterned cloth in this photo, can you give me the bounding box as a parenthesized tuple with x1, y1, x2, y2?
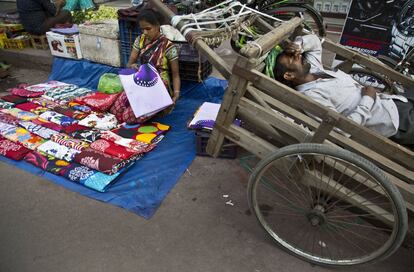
(1, 95, 27, 104)
(10, 87, 44, 98)
(90, 139, 138, 160)
(62, 123, 90, 134)
(54, 106, 89, 120)
(15, 102, 48, 114)
(73, 148, 123, 175)
(74, 92, 120, 112)
(109, 92, 152, 124)
(0, 135, 31, 160)
(0, 112, 20, 125)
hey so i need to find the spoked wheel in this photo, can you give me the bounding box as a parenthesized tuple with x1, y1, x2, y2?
(263, 4, 326, 37)
(348, 68, 393, 93)
(248, 144, 408, 267)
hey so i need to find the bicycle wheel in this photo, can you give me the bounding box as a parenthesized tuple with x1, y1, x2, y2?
(248, 143, 407, 267)
(263, 3, 326, 37)
(348, 68, 393, 93)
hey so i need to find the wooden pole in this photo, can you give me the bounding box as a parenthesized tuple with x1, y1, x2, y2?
(149, 0, 232, 79)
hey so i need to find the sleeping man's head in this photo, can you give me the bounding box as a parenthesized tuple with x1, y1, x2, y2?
(274, 51, 312, 87)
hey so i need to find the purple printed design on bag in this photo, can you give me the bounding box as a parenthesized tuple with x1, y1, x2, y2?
(133, 64, 158, 87)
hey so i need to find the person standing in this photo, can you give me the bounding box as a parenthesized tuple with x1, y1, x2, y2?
(17, 0, 72, 35)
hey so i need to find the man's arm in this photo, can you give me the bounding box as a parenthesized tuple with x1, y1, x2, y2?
(294, 34, 324, 71)
(304, 87, 375, 126)
(39, 0, 57, 16)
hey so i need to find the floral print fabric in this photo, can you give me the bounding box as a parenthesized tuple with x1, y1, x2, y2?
(43, 84, 79, 101)
(0, 135, 31, 160)
(112, 122, 170, 143)
(25, 81, 71, 92)
(51, 133, 90, 151)
(0, 100, 14, 109)
(24, 151, 71, 174)
(10, 87, 44, 98)
(18, 121, 58, 139)
(67, 102, 92, 113)
(37, 140, 80, 162)
(32, 118, 65, 132)
(29, 97, 61, 109)
(39, 111, 78, 127)
(78, 112, 118, 130)
(53, 106, 88, 120)
(74, 92, 120, 112)
(0, 121, 17, 135)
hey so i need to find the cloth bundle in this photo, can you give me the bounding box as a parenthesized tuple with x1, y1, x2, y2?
(25, 81, 71, 92)
(112, 122, 170, 144)
(39, 111, 78, 127)
(1, 108, 38, 121)
(0, 135, 31, 160)
(70, 129, 102, 143)
(54, 106, 89, 120)
(18, 121, 58, 139)
(78, 112, 118, 130)
(90, 139, 139, 160)
(15, 102, 48, 115)
(0, 100, 15, 109)
(51, 133, 90, 151)
(100, 130, 156, 153)
(2, 126, 45, 150)
(10, 87, 44, 98)
(37, 140, 80, 162)
(0, 112, 20, 125)
(74, 92, 120, 112)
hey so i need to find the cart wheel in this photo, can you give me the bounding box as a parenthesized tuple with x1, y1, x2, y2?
(248, 143, 407, 267)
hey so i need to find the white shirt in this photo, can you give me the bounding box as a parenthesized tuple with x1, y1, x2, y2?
(295, 35, 400, 137)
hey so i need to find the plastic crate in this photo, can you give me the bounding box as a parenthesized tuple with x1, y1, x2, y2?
(195, 130, 237, 159)
(179, 59, 212, 81)
(119, 18, 141, 66)
(4, 34, 31, 49)
(0, 23, 24, 32)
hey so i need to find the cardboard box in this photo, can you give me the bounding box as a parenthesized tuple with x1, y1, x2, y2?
(46, 31, 82, 59)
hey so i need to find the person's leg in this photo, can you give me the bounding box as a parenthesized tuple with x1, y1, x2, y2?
(39, 10, 73, 33)
(391, 90, 414, 145)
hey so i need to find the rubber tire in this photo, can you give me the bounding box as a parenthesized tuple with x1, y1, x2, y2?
(248, 143, 408, 267)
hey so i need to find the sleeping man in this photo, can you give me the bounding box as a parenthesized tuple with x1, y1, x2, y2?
(273, 34, 414, 146)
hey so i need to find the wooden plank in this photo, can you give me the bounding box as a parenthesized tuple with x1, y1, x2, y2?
(308, 112, 338, 144)
(248, 86, 414, 183)
(236, 67, 414, 172)
(219, 124, 277, 159)
(206, 57, 255, 157)
(240, 17, 303, 58)
(149, 0, 232, 79)
(323, 39, 414, 89)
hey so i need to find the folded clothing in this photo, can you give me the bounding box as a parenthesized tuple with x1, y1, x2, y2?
(18, 121, 59, 139)
(29, 97, 61, 109)
(90, 139, 140, 160)
(62, 123, 90, 134)
(32, 118, 65, 132)
(67, 101, 92, 113)
(74, 92, 119, 112)
(39, 111, 78, 127)
(2, 126, 46, 150)
(15, 102, 48, 115)
(51, 133, 90, 151)
(70, 129, 101, 143)
(0, 95, 27, 104)
(0, 100, 14, 109)
(74, 147, 139, 175)
(25, 81, 71, 92)
(0, 135, 31, 160)
(78, 112, 118, 130)
(1, 108, 38, 121)
(24, 150, 71, 174)
(111, 122, 170, 144)
(37, 140, 80, 162)
(54, 106, 89, 120)
(100, 130, 156, 153)
(0, 121, 17, 135)
(0, 112, 20, 125)
(10, 87, 44, 98)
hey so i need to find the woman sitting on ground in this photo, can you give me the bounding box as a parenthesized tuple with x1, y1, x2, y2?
(110, 8, 181, 124)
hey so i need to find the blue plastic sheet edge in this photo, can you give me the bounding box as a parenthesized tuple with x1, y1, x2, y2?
(0, 57, 228, 219)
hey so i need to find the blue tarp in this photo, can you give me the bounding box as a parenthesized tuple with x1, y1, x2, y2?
(0, 58, 227, 219)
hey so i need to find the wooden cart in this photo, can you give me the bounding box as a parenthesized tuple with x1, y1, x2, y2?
(151, 0, 414, 266)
